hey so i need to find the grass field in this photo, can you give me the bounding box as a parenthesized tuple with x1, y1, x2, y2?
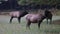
(56, 11, 60, 16)
(0, 15, 60, 34)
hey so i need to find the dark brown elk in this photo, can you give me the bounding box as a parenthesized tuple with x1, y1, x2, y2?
(25, 9, 52, 29)
(9, 10, 28, 23)
(45, 9, 52, 24)
(25, 13, 46, 29)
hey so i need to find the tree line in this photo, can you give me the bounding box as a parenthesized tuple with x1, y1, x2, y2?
(0, 0, 60, 10)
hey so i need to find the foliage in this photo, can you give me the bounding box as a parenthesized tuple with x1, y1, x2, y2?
(18, 0, 60, 5)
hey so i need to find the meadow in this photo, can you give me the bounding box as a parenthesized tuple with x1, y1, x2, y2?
(0, 10, 60, 34)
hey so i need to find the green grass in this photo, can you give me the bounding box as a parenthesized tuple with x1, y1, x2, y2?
(55, 10, 60, 16)
(0, 22, 60, 34)
(56, 12, 60, 16)
(0, 16, 60, 34)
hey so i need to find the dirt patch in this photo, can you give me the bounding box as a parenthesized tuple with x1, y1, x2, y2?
(52, 20, 60, 25)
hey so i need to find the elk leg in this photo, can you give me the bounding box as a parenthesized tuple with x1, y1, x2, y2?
(18, 17, 21, 23)
(46, 18, 48, 24)
(50, 18, 52, 24)
(10, 17, 13, 23)
(26, 20, 31, 29)
(38, 20, 42, 28)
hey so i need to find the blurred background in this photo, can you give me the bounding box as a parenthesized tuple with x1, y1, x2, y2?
(0, 0, 60, 34)
(0, 0, 60, 15)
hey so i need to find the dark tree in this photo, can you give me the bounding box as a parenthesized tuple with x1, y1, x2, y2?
(8, 0, 19, 9)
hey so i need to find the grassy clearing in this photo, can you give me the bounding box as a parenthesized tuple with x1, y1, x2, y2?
(0, 22, 60, 34)
(56, 11, 60, 16)
(54, 10, 60, 16)
(0, 15, 60, 34)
